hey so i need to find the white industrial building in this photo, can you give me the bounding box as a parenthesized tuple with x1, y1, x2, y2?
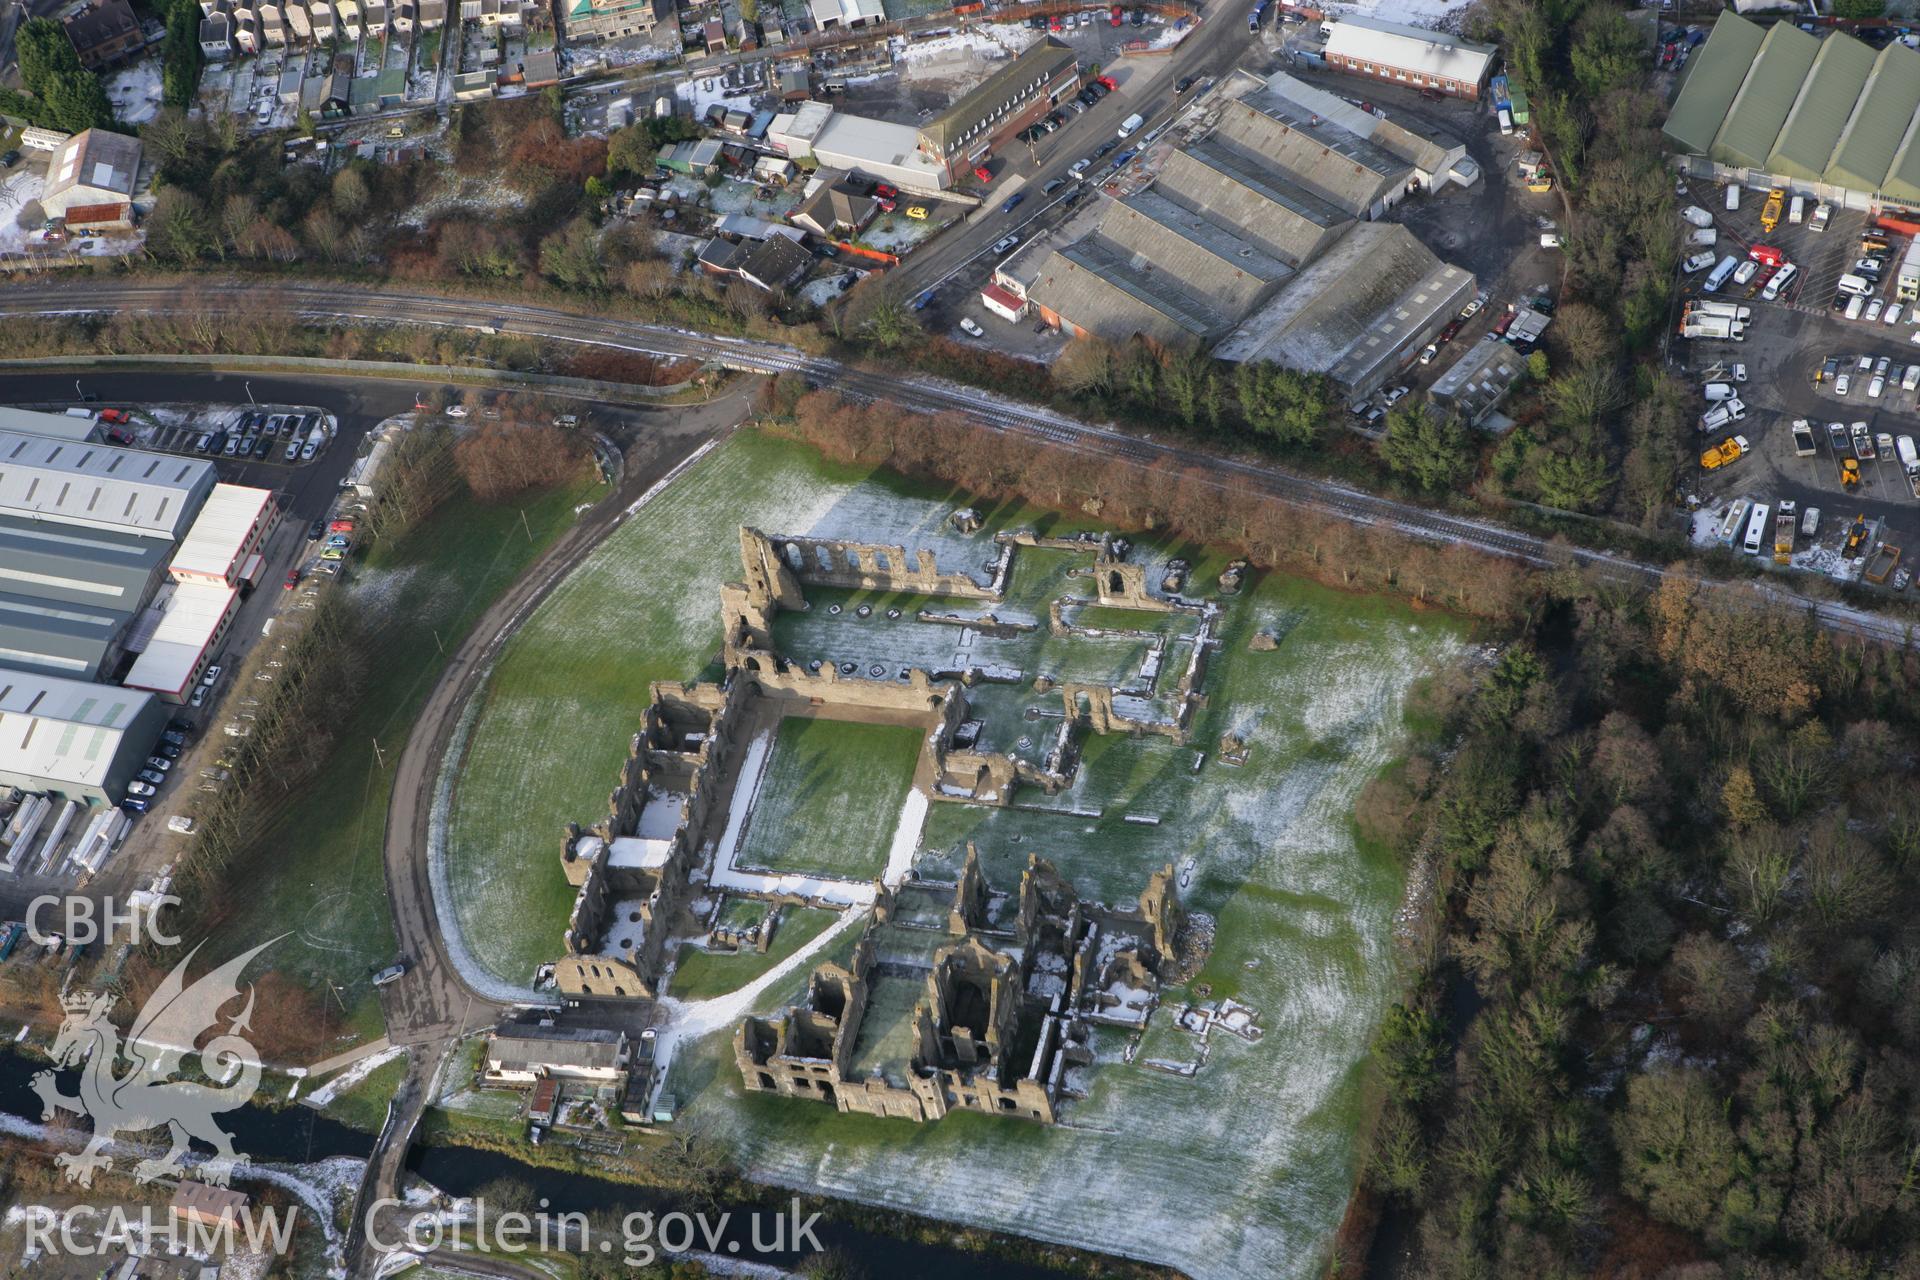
(0, 669, 166, 805)
(168, 483, 278, 589)
(1322, 16, 1497, 101)
(767, 101, 834, 160)
(41, 128, 144, 220)
(809, 112, 950, 193)
(122, 581, 239, 703)
(0, 428, 216, 542)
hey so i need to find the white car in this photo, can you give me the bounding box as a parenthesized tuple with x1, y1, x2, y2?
(1888, 303, 1906, 326)
(145, 756, 173, 772)
(1732, 260, 1758, 285)
(1835, 373, 1852, 396)
(1730, 362, 1748, 382)
(127, 780, 157, 798)
(1418, 344, 1439, 365)
(1460, 297, 1483, 319)
(445, 405, 468, 418)
(189, 685, 209, 708)
(959, 317, 984, 337)
(1683, 250, 1716, 274)
(201, 664, 223, 686)
(1383, 385, 1411, 405)
(1867, 299, 1885, 323)
(1870, 373, 1886, 398)
(991, 234, 1019, 255)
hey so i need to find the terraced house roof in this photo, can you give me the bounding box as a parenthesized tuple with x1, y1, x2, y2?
(1711, 23, 1819, 169)
(1767, 33, 1876, 181)
(1662, 12, 1767, 155)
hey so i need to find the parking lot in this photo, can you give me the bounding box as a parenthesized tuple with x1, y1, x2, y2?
(1674, 190, 1920, 590)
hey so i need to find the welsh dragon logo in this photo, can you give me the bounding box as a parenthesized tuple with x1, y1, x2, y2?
(33, 937, 282, 1188)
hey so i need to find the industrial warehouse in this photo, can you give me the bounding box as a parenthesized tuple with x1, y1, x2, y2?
(993, 69, 1476, 399)
(0, 410, 276, 808)
(1664, 11, 1920, 208)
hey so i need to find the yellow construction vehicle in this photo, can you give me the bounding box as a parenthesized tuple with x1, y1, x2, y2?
(1700, 435, 1749, 470)
(1845, 514, 1870, 558)
(1841, 458, 1861, 487)
(1761, 187, 1785, 234)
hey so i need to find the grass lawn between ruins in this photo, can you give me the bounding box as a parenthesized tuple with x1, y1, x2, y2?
(667, 906, 839, 1001)
(440, 429, 1469, 1280)
(198, 471, 603, 1046)
(732, 717, 921, 880)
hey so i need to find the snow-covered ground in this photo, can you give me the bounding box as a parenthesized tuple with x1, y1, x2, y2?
(1319, 0, 1477, 26)
(104, 59, 165, 125)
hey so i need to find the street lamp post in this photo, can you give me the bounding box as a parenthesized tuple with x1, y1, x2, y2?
(245, 380, 256, 405)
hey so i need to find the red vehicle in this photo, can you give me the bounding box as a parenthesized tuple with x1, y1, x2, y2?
(98, 407, 129, 424)
(1110, 4, 1122, 23)
(1748, 243, 1785, 266)
(1492, 309, 1516, 336)
(328, 518, 356, 533)
(103, 426, 133, 445)
(875, 196, 896, 213)
(1049, 14, 1061, 29)
(1096, 74, 1118, 91)
(283, 568, 301, 591)
(874, 182, 898, 199)
(973, 164, 992, 183)
(1438, 319, 1461, 343)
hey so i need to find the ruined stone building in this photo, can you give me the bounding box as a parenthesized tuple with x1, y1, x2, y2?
(735, 848, 1185, 1124)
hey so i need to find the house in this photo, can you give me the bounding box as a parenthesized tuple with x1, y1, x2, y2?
(323, 53, 354, 115)
(736, 235, 812, 291)
(42, 130, 143, 221)
(789, 178, 878, 238)
(563, 0, 663, 42)
(1322, 16, 1497, 100)
(389, 0, 413, 32)
(418, 0, 446, 28)
(522, 46, 558, 86)
(257, 2, 285, 44)
(284, 1, 310, 41)
(702, 17, 725, 55)
(484, 1024, 632, 1086)
(337, 0, 361, 38)
(452, 70, 494, 101)
(1427, 335, 1525, 428)
(63, 0, 142, 69)
(363, 0, 387, 36)
(308, 0, 336, 39)
(170, 1182, 250, 1229)
(198, 12, 234, 58)
(233, 8, 260, 52)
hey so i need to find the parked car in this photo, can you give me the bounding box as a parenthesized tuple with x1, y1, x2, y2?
(959, 317, 985, 337)
(1002, 192, 1025, 213)
(308, 518, 326, 540)
(1870, 373, 1887, 398)
(285, 438, 302, 461)
(121, 797, 150, 813)
(284, 568, 302, 590)
(973, 164, 993, 182)
(1383, 385, 1411, 406)
(992, 233, 1020, 254)
(301, 440, 318, 461)
(189, 685, 209, 708)
(1419, 344, 1439, 364)
(1867, 299, 1886, 323)
(372, 960, 409, 986)
(874, 182, 898, 199)
(1683, 250, 1716, 273)
(145, 757, 173, 772)
(906, 205, 928, 219)
(445, 404, 468, 418)
(1836, 372, 1852, 396)
(1889, 303, 1906, 326)
(1175, 76, 1196, 94)
(1043, 178, 1066, 194)
(127, 781, 157, 798)
(137, 770, 166, 787)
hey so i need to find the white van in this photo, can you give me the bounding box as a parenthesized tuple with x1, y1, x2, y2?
(1788, 195, 1805, 224)
(1762, 263, 1798, 300)
(1117, 112, 1144, 139)
(1837, 272, 1876, 297)
(1845, 294, 1867, 321)
(1498, 108, 1513, 135)
(1743, 503, 1771, 555)
(1703, 254, 1740, 292)
(1689, 227, 1718, 247)
(1703, 381, 1737, 401)
(1725, 185, 1741, 212)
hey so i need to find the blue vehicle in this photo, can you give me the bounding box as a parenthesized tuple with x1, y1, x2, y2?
(911, 290, 935, 312)
(0, 924, 21, 962)
(1111, 149, 1136, 169)
(1002, 192, 1025, 213)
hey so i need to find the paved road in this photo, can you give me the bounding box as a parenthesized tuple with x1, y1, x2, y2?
(890, 17, 1262, 299)
(0, 279, 1914, 650)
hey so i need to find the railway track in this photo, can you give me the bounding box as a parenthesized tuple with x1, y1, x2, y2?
(2, 280, 1911, 646)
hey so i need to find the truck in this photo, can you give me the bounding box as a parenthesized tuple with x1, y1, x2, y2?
(1701, 434, 1749, 469)
(1900, 434, 1920, 497)
(1774, 500, 1798, 564)
(1897, 238, 1920, 302)
(1680, 204, 1715, 228)
(1760, 187, 1785, 234)
(1791, 418, 1818, 457)
(1681, 315, 1746, 341)
(1686, 299, 1752, 322)
(1810, 202, 1832, 232)
(1866, 542, 1903, 585)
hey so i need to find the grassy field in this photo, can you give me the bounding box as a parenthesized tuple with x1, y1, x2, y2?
(439, 429, 1466, 1278)
(732, 717, 920, 879)
(316, 1052, 411, 1132)
(201, 472, 601, 1042)
(446, 431, 1001, 987)
(666, 906, 837, 1001)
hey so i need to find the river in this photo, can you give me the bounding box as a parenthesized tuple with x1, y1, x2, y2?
(0, 1049, 1085, 1278)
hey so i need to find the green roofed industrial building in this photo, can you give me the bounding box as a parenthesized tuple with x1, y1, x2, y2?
(1665, 12, 1920, 207)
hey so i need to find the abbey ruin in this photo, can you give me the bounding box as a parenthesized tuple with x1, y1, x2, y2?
(552, 523, 1220, 1123)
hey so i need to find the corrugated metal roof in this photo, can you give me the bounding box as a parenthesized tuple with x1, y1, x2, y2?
(0, 429, 215, 541)
(1768, 34, 1876, 180)
(1827, 43, 1920, 192)
(1712, 23, 1819, 168)
(1323, 17, 1494, 87)
(122, 582, 235, 698)
(1663, 12, 1767, 154)
(169, 484, 272, 582)
(1880, 110, 1920, 203)
(0, 669, 156, 792)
